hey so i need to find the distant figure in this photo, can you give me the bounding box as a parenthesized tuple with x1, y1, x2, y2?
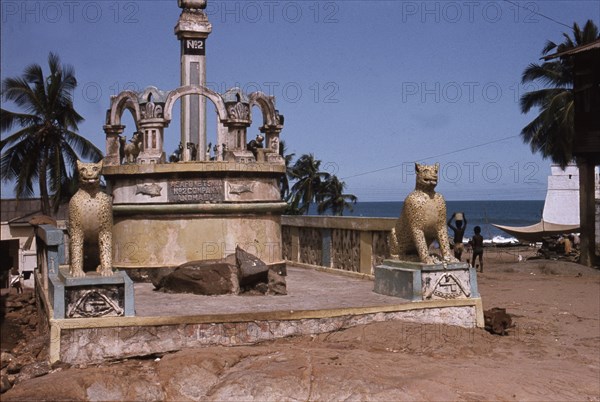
(118, 135, 126, 164)
(9, 267, 23, 294)
(471, 226, 484, 272)
(187, 142, 198, 161)
(559, 235, 573, 254)
(247, 134, 264, 158)
(572, 234, 580, 249)
(124, 131, 142, 164)
(169, 142, 183, 163)
(206, 142, 212, 161)
(447, 212, 467, 261)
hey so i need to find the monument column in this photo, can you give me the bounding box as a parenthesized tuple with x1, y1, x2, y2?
(175, 0, 211, 161)
(103, 124, 125, 166)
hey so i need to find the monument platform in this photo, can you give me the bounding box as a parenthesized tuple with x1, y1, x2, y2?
(374, 260, 480, 301)
(48, 267, 135, 320)
(37, 266, 484, 365)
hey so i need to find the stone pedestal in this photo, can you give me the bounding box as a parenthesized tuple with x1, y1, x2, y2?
(374, 260, 479, 301)
(48, 267, 135, 319)
(104, 162, 286, 269)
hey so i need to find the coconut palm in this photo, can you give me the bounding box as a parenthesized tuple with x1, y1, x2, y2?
(0, 52, 102, 216)
(287, 153, 331, 215)
(316, 175, 357, 216)
(278, 139, 295, 200)
(519, 20, 599, 168)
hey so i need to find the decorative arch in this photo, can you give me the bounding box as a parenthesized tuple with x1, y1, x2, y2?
(106, 91, 142, 128)
(248, 91, 278, 127)
(137, 86, 169, 104)
(163, 85, 227, 122)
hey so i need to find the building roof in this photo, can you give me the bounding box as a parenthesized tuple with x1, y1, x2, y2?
(542, 39, 600, 60)
(1, 198, 68, 224)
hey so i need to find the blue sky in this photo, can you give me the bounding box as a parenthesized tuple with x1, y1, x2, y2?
(1, 1, 599, 201)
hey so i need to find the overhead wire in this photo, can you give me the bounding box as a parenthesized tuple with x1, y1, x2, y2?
(502, 0, 573, 29)
(341, 135, 520, 180)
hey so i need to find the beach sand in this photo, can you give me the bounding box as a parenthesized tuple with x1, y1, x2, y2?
(2, 248, 599, 401)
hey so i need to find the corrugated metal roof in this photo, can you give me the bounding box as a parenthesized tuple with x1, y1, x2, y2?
(1, 198, 68, 223)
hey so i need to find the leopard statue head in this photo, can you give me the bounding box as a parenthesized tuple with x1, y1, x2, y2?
(414, 162, 439, 192)
(76, 160, 103, 187)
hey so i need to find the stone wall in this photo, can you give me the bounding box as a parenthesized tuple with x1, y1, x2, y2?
(281, 216, 395, 275)
(57, 305, 478, 364)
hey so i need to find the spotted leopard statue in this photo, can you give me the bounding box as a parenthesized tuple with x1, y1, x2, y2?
(68, 160, 113, 277)
(389, 163, 458, 264)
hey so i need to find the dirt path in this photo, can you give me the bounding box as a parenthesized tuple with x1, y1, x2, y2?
(2, 253, 599, 401)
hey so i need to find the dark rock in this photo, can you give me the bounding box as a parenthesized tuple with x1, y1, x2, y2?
(16, 361, 50, 382)
(236, 246, 268, 287)
(268, 264, 287, 295)
(155, 249, 283, 296)
(148, 268, 177, 288)
(254, 282, 269, 294)
(6, 360, 23, 374)
(158, 260, 239, 295)
(484, 307, 513, 335)
(1, 352, 15, 370)
(0, 373, 11, 394)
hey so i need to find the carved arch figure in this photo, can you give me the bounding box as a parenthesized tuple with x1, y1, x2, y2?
(248, 91, 278, 127)
(163, 85, 228, 123)
(106, 91, 142, 128)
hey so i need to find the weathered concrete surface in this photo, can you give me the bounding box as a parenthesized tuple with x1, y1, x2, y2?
(112, 214, 283, 266)
(57, 306, 478, 364)
(49, 267, 480, 364)
(4, 258, 599, 401)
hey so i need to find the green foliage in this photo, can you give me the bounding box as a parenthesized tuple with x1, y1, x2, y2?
(283, 152, 357, 216)
(519, 20, 599, 168)
(1, 53, 103, 215)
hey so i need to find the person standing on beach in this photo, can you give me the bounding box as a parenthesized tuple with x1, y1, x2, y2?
(471, 226, 484, 272)
(447, 212, 467, 261)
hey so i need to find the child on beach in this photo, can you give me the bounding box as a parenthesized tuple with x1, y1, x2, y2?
(471, 226, 484, 272)
(447, 212, 467, 261)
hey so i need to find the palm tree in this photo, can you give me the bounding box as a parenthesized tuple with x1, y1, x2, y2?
(278, 139, 295, 200)
(1, 53, 102, 216)
(317, 175, 357, 216)
(519, 20, 599, 168)
(287, 153, 331, 215)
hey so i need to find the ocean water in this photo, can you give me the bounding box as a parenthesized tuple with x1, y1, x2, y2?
(308, 200, 545, 241)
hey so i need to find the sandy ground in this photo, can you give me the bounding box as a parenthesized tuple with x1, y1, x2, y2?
(1, 247, 599, 401)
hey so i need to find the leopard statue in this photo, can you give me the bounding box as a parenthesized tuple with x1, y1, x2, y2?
(68, 160, 113, 277)
(389, 162, 458, 265)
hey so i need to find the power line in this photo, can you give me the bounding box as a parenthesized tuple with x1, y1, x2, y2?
(341, 135, 520, 180)
(502, 0, 572, 29)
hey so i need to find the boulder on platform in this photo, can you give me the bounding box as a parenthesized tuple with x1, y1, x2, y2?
(157, 260, 240, 296)
(156, 247, 286, 296)
(236, 246, 268, 287)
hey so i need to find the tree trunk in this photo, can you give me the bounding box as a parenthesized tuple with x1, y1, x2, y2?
(577, 157, 597, 267)
(39, 154, 50, 217)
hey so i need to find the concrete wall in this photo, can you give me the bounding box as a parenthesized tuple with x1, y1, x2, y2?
(113, 212, 283, 267)
(282, 216, 395, 275)
(543, 164, 580, 225)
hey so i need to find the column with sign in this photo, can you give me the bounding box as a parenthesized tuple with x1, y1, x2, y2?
(175, 0, 211, 161)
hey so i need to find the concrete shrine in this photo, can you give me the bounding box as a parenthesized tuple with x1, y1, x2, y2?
(31, 0, 484, 366)
(101, 0, 286, 270)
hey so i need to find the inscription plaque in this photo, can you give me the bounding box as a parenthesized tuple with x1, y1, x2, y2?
(168, 179, 224, 203)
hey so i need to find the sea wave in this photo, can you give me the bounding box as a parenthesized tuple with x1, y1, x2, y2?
(482, 236, 520, 245)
